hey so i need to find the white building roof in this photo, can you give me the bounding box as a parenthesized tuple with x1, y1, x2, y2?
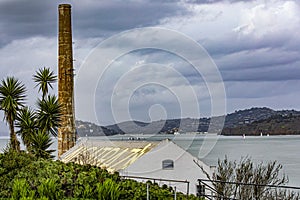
(60, 138, 160, 173)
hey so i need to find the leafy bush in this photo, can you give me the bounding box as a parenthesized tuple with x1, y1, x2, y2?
(0, 150, 36, 197)
(12, 179, 35, 199)
(37, 179, 62, 199)
(201, 156, 300, 200)
(96, 179, 120, 200)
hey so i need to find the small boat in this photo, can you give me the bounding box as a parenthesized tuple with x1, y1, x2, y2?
(174, 131, 180, 135)
(243, 134, 246, 139)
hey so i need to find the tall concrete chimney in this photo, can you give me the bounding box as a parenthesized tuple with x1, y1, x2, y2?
(58, 4, 76, 157)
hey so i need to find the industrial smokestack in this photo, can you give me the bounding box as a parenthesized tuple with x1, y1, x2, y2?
(58, 4, 76, 157)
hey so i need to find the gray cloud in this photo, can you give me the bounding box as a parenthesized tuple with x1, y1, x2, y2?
(0, 0, 56, 46)
(1, 0, 300, 126)
(221, 63, 300, 82)
(73, 1, 187, 32)
(225, 79, 300, 100)
(0, 0, 188, 47)
(216, 47, 300, 70)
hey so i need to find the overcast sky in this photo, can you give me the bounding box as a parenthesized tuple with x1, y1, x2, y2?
(1, 0, 300, 129)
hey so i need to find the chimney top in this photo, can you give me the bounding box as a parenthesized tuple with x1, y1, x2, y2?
(59, 4, 71, 8)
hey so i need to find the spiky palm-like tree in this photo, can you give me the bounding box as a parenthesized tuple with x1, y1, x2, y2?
(0, 77, 26, 151)
(16, 107, 37, 151)
(37, 95, 61, 137)
(33, 67, 57, 100)
(30, 129, 55, 159)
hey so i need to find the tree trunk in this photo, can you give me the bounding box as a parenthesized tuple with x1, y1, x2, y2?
(8, 114, 20, 151)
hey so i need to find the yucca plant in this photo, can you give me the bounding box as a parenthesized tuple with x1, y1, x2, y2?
(33, 67, 57, 100)
(0, 77, 26, 151)
(36, 95, 61, 137)
(13, 68, 60, 158)
(16, 107, 37, 151)
(30, 130, 55, 159)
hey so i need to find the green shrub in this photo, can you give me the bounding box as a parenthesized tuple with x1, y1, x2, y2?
(0, 151, 197, 199)
(11, 179, 35, 199)
(0, 150, 36, 197)
(96, 178, 120, 200)
(37, 178, 62, 199)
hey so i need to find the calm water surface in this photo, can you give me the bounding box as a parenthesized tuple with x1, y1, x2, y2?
(1, 135, 299, 186)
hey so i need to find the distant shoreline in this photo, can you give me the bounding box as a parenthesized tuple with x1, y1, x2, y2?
(221, 133, 300, 136)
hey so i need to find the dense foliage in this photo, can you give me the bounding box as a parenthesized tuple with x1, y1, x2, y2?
(0, 150, 198, 199)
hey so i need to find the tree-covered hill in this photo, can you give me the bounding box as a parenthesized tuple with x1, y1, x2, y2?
(76, 107, 300, 135)
(222, 115, 300, 136)
(76, 120, 117, 137)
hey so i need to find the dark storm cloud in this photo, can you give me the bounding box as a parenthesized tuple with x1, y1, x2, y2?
(0, 0, 56, 46)
(225, 80, 300, 99)
(0, 0, 189, 46)
(183, 0, 256, 4)
(198, 22, 300, 83)
(202, 32, 296, 57)
(215, 47, 300, 71)
(207, 34, 300, 83)
(221, 62, 300, 82)
(72, 1, 188, 36)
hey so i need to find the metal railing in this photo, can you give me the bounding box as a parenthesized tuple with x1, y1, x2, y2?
(121, 175, 190, 199)
(197, 179, 300, 200)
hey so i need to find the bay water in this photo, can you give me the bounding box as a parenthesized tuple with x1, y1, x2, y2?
(1, 135, 299, 187)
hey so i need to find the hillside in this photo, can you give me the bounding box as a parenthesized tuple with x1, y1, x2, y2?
(75, 120, 117, 137)
(224, 107, 300, 128)
(76, 107, 300, 136)
(106, 118, 210, 134)
(222, 115, 300, 136)
(105, 107, 300, 135)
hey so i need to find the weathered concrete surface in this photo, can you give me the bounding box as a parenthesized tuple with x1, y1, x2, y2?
(58, 4, 76, 157)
